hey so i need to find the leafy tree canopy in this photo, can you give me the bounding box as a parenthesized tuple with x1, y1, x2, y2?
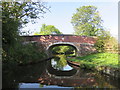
(71, 5, 104, 36)
(34, 24, 62, 35)
(2, 2, 49, 24)
(2, 2, 49, 45)
(2, 2, 49, 61)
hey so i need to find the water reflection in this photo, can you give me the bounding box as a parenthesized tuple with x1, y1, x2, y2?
(38, 70, 96, 87)
(51, 55, 73, 71)
(2, 61, 47, 89)
(2, 54, 120, 89)
(19, 83, 73, 89)
(38, 55, 120, 88)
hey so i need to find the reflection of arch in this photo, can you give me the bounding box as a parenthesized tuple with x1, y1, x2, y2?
(47, 61, 77, 76)
(47, 42, 79, 56)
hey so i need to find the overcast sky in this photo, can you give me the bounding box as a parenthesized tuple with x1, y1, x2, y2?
(21, 1, 118, 39)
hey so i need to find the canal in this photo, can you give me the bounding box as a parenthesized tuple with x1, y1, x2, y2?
(2, 54, 120, 89)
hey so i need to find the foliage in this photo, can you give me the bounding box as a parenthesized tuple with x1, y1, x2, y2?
(53, 55, 67, 70)
(71, 5, 118, 53)
(3, 42, 47, 64)
(2, 2, 49, 24)
(52, 46, 75, 55)
(13, 43, 46, 64)
(94, 30, 111, 52)
(69, 53, 119, 69)
(34, 24, 62, 35)
(2, 2, 49, 64)
(71, 5, 104, 36)
(104, 37, 118, 53)
(94, 30, 118, 53)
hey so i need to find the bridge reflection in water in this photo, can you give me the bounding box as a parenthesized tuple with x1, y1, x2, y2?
(3, 54, 119, 89)
(37, 55, 119, 88)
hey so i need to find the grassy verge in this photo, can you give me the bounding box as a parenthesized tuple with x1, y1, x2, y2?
(69, 53, 119, 69)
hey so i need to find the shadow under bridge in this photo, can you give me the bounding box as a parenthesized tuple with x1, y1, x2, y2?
(46, 42, 79, 56)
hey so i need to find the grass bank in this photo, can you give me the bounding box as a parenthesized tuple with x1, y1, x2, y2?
(69, 53, 119, 69)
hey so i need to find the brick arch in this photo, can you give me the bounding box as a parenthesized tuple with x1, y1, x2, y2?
(21, 34, 97, 56)
(47, 42, 80, 56)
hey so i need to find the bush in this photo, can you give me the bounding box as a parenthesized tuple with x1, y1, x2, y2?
(94, 35, 118, 53)
(3, 41, 47, 65)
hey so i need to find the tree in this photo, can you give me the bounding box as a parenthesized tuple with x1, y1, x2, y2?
(94, 30, 115, 53)
(71, 5, 103, 36)
(104, 37, 118, 53)
(34, 24, 62, 35)
(2, 2, 49, 62)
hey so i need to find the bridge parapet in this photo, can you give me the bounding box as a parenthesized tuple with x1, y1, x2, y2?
(22, 35, 97, 44)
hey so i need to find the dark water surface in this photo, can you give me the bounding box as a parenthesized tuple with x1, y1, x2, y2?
(2, 55, 120, 89)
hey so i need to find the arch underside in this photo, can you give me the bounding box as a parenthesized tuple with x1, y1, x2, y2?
(47, 42, 79, 56)
(47, 42, 79, 51)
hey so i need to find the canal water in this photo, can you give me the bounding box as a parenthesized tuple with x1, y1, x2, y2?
(2, 54, 120, 89)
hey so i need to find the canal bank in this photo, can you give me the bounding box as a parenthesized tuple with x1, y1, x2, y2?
(67, 60, 120, 78)
(68, 53, 120, 78)
(95, 66, 120, 78)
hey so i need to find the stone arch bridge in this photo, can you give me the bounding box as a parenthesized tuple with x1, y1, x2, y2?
(21, 34, 97, 56)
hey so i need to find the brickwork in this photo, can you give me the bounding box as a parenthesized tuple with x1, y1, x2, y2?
(22, 35, 97, 56)
(22, 35, 97, 44)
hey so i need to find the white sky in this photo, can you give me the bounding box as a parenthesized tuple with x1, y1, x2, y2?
(21, 1, 118, 39)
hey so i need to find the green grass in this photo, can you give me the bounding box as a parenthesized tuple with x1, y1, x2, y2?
(69, 53, 119, 69)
